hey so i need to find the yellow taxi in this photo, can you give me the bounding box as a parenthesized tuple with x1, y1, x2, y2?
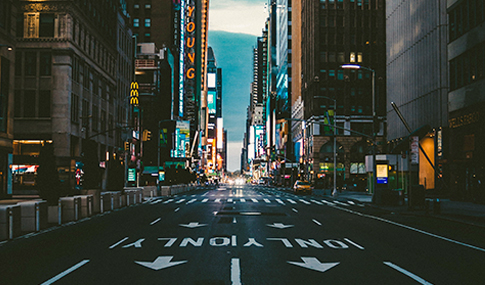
(293, 180, 312, 195)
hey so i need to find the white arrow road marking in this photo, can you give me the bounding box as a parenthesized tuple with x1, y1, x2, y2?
(251, 198, 259, 203)
(276, 199, 285, 205)
(135, 256, 188, 271)
(231, 258, 242, 285)
(288, 257, 339, 273)
(40, 260, 90, 285)
(267, 223, 294, 229)
(384, 262, 433, 285)
(287, 199, 297, 204)
(179, 222, 207, 228)
(312, 219, 322, 226)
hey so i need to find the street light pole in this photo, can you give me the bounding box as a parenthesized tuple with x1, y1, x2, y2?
(341, 64, 377, 197)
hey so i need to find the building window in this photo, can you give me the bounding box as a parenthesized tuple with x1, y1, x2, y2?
(145, 33, 151, 41)
(134, 4, 139, 9)
(92, 105, 99, 131)
(133, 18, 139, 27)
(15, 52, 22, 76)
(350, 52, 356, 62)
(38, 90, 51, 117)
(145, 4, 151, 9)
(357, 52, 363, 63)
(14, 90, 21, 118)
(82, 99, 89, 128)
(39, 13, 55, 37)
(0, 57, 9, 131)
(23, 90, 36, 117)
(39, 52, 51, 76)
(100, 110, 106, 132)
(25, 52, 37, 76)
(71, 93, 79, 123)
(0, 0, 9, 29)
(145, 18, 151, 27)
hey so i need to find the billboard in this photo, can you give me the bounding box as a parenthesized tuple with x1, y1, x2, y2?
(217, 118, 223, 149)
(171, 121, 190, 158)
(208, 91, 216, 114)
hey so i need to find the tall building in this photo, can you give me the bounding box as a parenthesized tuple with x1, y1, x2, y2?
(386, 0, 448, 192)
(447, 0, 485, 202)
(13, 0, 133, 192)
(0, 0, 17, 198)
(298, 0, 387, 190)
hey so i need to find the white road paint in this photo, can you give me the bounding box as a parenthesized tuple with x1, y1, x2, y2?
(299, 199, 311, 205)
(179, 222, 207, 228)
(186, 199, 197, 204)
(310, 200, 323, 205)
(174, 207, 180, 212)
(251, 198, 259, 203)
(40, 260, 90, 285)
(312, 219, 322, 226)
(276, 199, 285, 205)
(135, 256, 187, 271)
(347, 200, 355, 205)
(122, 238, 145, 248)
(163, 199, 174, 204)
(150, 218, 161, 225)
(267, 223, 294, 229)
(109, 237, 129, 249)
(231, 258, 242, 285)
(176, 199, 186, 204)
(321, 200, 336, 206)
(292, 208, 299, 213)
(227, 198, 233, 203)
(334, 201, 350, 207)
(344, 238, 365, 250)
(338, 205, 485, 253)
(263, 198, 271, 203)
(233, 217, 237, 224)
(287, 199, 297, 204)
(240, 199, 246, 203)
(287, 257, 339, 273)
(215, 199, 221, 203)
(201, 198, 209, 203)
(384, 262, 433, 285)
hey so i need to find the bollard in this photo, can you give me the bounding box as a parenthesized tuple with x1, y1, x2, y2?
(35, 203, 40, 232)
(58, 199, 62, 225)
(8, 208, 13, 240)
(100, 195, 104, 213)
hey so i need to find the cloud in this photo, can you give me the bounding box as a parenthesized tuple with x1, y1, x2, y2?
(209, 0, 268, 36)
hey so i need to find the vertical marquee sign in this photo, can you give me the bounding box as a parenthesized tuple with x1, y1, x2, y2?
(178, 0, 186, 118)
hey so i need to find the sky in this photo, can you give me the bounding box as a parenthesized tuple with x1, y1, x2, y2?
(208, 0, 268, 172)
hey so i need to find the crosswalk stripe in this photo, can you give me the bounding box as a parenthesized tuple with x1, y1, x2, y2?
(215, 199, 221, 203)
(299, 199, 311, 205)
(263, 199, 271, 203)
(321, 200, 336, 206)
(163, 199, 174, 204)
(187, 199, 197, 204)
(310, 200, 323, 205)
(201, 198, 209, 203)
(240, 199, 246, 203)
(251, 198, 259, 203)
(287, 199, 297, 204)
(334, 201, 350, 207)
(276, 199, 285, 205)
(176, 199, 186, 204)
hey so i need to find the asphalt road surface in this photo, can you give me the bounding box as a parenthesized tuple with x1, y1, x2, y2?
(1, 184, 485, 284)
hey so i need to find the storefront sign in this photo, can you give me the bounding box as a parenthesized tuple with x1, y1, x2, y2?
(410, 136, 419, 164)
(376, 164, 388, 184)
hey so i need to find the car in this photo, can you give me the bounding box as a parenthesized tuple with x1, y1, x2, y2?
(293, 180, 312, 194)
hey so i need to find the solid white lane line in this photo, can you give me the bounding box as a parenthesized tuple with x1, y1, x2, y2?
(201, 198, 209, 203)
(40, 260, 90, 285)
(109, 237, 129, 249)
(338, 205, 485, 253)
(263, 198, 271, 203)
(312, 219, 322, 226)
(299, 199, 311, 205)
(276, 199, 285, 205)
(174, 207, 180, 212)
(344, 238, 365, 250)
(231, 258, 242, 285)
(383, 262, 433, 285)
(150, 218, 161, 225)
(292, 208, 299, 213)
(287, 199, 297, 204)
(251, 198, 259, 203)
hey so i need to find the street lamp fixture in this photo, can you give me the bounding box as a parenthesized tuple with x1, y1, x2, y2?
(341, 64, 377, 198)
(0, 44, 13, 51)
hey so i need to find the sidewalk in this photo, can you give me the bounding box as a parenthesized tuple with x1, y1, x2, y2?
(325, 190, 485, 228)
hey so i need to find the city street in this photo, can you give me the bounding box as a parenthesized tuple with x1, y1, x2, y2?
(1, 185, 485, 284)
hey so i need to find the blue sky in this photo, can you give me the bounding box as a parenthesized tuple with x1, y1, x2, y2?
(208, 0, 268, 171)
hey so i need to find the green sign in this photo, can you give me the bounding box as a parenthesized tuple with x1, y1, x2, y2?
(128, 168, 136, 182)
(159, 171, 165, 182)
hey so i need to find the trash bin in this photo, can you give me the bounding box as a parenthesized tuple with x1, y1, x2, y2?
(18, 201, 48, 232)
(0, 204, 21, 240)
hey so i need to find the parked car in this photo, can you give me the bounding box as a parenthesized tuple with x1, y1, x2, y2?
(293, 180, 312, 195)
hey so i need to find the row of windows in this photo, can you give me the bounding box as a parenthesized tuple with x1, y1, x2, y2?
(319, 31, 378, 46)
(72, 17, 116, 75)
(15, 51, 51, 77)
(133, 18, 151, 28)
(319, 68, 370, 81)
(321, 0, 378, 10)
(320, 51, 363, 63)
(320, 14, 380, 28)
(133, 4, 152, 10)
(14, 90, 51, 118)
(449, 41, 485, 91)
(72, 56, 115, 102)
(449, 0, 485, 42)
(70, 93, 114, 136)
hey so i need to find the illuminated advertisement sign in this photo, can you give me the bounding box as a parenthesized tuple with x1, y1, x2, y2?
(172, 121, 191, 158)
(178, 0, 185, 117)
(208, 73, 216, 88)
(255, 125, 264, 157)
(376, 163, 389, 184)
(217, 118, 223, 149)
(208, 91, 216, 114)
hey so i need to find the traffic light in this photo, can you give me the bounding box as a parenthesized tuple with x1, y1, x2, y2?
(142, 129, 151, 141)
(147, 130, 151, 141)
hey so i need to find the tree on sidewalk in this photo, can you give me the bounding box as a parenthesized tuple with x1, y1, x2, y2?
(36, 143, 61, 205)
